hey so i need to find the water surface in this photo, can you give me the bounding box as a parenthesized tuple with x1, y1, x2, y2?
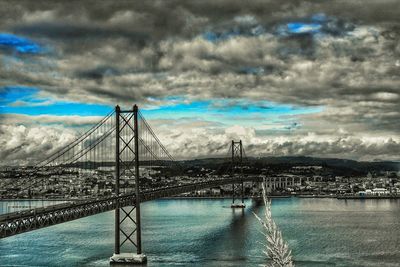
(0, 198, 399, 266)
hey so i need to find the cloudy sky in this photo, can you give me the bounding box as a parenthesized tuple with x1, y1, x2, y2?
(0, 0, 399, 165)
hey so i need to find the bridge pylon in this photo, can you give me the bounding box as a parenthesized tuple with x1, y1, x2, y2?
(231, 140, 245, 208)
(110, 105, 147, 265)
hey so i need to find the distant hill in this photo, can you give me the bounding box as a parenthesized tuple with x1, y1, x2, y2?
(180, 156, 400, 175)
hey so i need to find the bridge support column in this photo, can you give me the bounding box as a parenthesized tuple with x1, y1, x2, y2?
(230, 140, 245, 209)
(114, 105, 121, 256)
(241, 180, 244, 203)
(110, 105, 147, 265)
(232, 182, 235, 204)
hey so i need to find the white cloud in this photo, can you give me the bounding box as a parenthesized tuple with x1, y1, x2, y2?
(0, 124, 77, 166)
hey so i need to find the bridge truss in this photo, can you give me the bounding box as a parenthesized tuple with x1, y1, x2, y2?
(0, 176, 265, 239)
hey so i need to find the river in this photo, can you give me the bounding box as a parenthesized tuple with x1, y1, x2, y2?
(0, 198, 399, 266)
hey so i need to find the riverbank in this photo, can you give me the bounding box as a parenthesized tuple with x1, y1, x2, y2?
(162, 195, 293, 200)
(337, 195, 400, 199)
(0, 198, 73, 201)
(2, 195, 400, 202)
(297, 194, 335, 198)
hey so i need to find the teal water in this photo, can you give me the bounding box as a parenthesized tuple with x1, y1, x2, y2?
(0, 198, 399, 266)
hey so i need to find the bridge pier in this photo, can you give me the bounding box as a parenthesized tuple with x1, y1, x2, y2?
(231, 181, 245, 208)
(110, 253, 147, 265)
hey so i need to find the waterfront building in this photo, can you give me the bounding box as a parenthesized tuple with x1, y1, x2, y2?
(371, 188, 389, 196)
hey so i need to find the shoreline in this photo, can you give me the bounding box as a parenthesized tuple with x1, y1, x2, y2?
(337, 196, 400, 199)
(161, 195, 293, 200)
(296, 195, 335, 198)
(1, 195, 400, 202)
(0, 198, 73, 201)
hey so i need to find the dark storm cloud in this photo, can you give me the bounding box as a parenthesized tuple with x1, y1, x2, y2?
(14, 23, 150, 46)
(0, 0, 399, 162)
(75, 66, 122, 81)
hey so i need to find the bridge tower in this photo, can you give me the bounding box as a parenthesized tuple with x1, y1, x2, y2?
(110, 105, 147, 264)
(231, 140, 245, 208)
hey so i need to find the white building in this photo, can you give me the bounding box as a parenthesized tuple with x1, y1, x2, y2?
(371, 188, 389, 196)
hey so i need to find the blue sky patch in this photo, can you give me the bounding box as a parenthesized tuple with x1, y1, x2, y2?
(0, 86, 112, 116)
(142, 98, 322, 128)
(287, 23, 321, 34)
(203, 30, 241, 42)
(0, 33, 42, 54)
(0, 86, 40, 105)
(3, 101, 113, 116)
(311, 13, 328, 23)
(276, 14, 355, 38)
(1, 86, 322, 131)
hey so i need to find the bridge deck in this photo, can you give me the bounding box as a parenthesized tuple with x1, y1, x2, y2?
(0, 177, 263, 238)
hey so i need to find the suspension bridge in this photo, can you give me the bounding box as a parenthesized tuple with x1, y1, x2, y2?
(0, 105, 299, 264)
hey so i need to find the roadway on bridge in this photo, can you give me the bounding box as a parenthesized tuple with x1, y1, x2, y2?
(0, 176, 264, 239)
